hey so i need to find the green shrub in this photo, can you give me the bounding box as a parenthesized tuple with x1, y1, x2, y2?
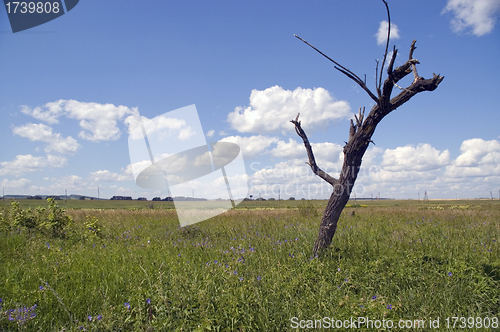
(38, 198, 73, 238)
(10, 201, 38, 229)
(3, 199, 74, 238)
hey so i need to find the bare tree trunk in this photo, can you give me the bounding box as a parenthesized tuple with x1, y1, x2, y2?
(312, 142, 368, 253)
(293, 11, 444, 254)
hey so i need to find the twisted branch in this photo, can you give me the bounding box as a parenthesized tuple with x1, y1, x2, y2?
(290, 114, 338, 186)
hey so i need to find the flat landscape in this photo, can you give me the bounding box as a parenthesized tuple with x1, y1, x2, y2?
(0, 199, 499, 331)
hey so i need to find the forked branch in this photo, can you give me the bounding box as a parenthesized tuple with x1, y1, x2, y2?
(409, 40, 420, 82)
(290, 114, 338, 186)
(349, 107, 365, 141)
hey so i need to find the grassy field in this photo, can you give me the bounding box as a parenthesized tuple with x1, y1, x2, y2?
(0, 199, 499, 331)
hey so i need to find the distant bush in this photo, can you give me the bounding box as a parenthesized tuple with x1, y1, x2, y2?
(449, 205, 471, 210)
(1, 198, 73, 238)
(345, 204, 367, 208)
(298, 201, 319, 217)
(39, 198, 73, 238)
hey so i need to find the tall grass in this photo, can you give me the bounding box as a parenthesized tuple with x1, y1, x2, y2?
(0, 200, 498, 331)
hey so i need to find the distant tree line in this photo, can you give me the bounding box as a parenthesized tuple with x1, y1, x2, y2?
(152, 197, 207, 202)
(110, 196, 133, 201)
(243, 197, 300, 201)
(152, 197, 173, 201)
(27, 195, 62, 200)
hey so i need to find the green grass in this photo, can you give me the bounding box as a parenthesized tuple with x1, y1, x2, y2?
(0, 200, 499, 331)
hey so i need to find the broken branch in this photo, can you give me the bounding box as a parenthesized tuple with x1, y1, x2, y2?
(409, 40, 419, 82)
(294, 34, 379, 104)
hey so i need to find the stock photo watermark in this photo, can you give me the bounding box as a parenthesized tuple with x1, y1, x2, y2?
(128, 104, 249, 227)
(3, 0, 79, 33)
(290, 316, 499, 329)
(249, 161, 381, 199)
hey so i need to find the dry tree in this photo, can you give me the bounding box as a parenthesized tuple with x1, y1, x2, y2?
(291, 1, 444, 255)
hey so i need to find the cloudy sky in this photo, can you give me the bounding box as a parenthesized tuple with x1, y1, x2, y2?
(1, 0, 499, 200)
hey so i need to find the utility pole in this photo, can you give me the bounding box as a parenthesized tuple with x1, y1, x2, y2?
(98, 187, 100, 200)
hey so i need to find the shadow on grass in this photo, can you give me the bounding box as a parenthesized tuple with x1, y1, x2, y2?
(483, 264, 500, 282)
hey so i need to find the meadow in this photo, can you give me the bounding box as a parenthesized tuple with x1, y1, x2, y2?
(0, 198, 499, 331)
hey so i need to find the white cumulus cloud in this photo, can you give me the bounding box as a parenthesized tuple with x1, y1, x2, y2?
(89, 170, 133, 182)
(375, 20, 401, 45)
(21, 100, 139, 141)
(127, 115, 196, 143)
(443, 0, 500, 36)
(20, 100, 65, 124)
(0, 154, 67, 176)
(220, 135, 279, 159)
(1, 178, 31, 189)
(445, 138, 500, 177)
(269, 139, 343, 163)
(12, 123, 80, 154)
(380, 144, 450, 172)
(270, 138, 306, 159)
(227, 86, 351, 135)
(44, 175, 88, 192)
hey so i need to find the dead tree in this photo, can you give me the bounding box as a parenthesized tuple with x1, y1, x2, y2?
(292, 1, 444, 255)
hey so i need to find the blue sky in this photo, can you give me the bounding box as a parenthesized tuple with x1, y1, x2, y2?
(1, 0, 499, 200)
